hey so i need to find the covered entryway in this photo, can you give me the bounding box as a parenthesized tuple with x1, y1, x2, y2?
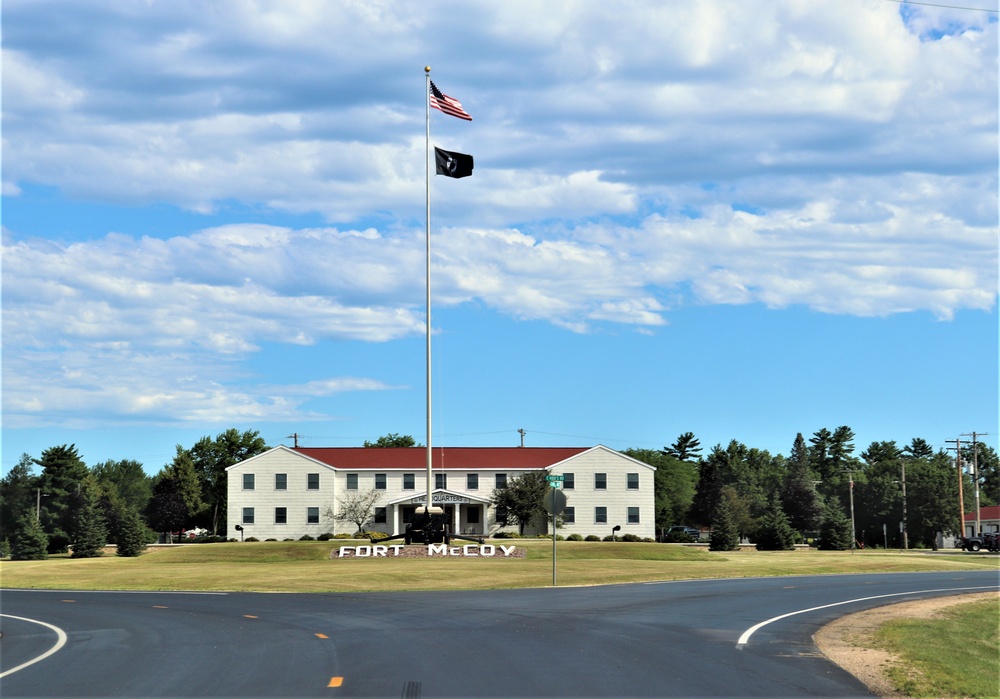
(387, 489, 492, 537)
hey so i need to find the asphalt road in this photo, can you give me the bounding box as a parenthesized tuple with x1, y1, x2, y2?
(2, 570, 997, 698)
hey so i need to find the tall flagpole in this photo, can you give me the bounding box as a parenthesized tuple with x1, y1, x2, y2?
(424, 66, 433, 515)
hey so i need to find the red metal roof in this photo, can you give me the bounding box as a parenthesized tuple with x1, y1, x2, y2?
(964, 505, 1000, 522)
(294, 446, 589, 470)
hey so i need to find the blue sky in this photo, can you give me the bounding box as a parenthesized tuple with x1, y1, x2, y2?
(2, 0, 997, 475)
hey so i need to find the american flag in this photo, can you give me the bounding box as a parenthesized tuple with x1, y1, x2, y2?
(429, 80, 472, 121)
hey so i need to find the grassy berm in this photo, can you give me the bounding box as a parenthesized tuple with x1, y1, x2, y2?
(2, 541, 997, 593)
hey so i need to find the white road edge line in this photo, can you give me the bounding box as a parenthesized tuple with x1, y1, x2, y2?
(736, 585, 998, 647)
(0, 614, 68, 678)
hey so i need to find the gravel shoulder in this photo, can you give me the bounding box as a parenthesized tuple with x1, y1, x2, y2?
(813, 591, 1000, 698)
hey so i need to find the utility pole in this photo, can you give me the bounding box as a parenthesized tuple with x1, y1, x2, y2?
(846, 468, 856, 553)
(518, 428, 526, 448)
(287, 433, 299, 448)
(901, 460, 908, 550)
(946, 438, 966, 539)
(961, 432, 988, 536)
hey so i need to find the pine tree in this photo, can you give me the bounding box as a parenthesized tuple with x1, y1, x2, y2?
(818, 501, 853, 550)
(709, 497, 740, 551)
(115, 505, 149, 557)
(34, 444, 90, 553)
(754, 496, 796, 551)
(781, 434, 824, 534)
(70, 482, 108, 558)
(11, 515, 48, 560)
(689, 449, 724, 528)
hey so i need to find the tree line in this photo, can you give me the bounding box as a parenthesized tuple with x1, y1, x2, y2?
(0, 429, 267, 559)
(2, 426, 995, 557)
(625, 428, 998, 550)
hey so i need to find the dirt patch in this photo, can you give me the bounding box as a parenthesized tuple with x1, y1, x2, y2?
(813, 591, 1000, 698)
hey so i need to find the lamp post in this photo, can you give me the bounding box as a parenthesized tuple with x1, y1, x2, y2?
(35, 488, 50, 522)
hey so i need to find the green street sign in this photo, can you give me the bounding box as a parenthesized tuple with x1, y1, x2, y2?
(549, 481, 561, 488)
(545, 475, 564, 482)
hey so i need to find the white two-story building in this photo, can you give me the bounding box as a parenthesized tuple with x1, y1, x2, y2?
(226, 445, 656, 540)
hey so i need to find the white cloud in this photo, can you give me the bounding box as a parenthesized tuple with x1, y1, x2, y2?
(1, 0, 996, 429)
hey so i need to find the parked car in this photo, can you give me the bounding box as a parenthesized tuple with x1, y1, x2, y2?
(662, 525, 702, 542)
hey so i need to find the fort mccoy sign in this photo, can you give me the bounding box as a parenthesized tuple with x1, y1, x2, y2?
(335, 544, 525, 559)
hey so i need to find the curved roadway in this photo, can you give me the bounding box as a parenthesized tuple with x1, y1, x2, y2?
(2, 570, 997, 697)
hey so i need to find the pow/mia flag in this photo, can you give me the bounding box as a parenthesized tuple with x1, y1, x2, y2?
(434, 147, 474, 179)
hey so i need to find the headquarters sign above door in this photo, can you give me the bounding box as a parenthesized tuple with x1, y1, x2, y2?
(405, 493, 473, 505)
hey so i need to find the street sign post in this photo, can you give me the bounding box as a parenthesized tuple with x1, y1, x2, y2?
(542, 489, 568, 586)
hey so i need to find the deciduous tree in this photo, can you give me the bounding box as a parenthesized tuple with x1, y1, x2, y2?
(491, 472, 548, 535)
(189, 429, 267, 535)
(330, 488, 383, 535)
(364, 433, 420, 448)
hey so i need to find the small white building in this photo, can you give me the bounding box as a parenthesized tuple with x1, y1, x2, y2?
(225, 445, 656, 541)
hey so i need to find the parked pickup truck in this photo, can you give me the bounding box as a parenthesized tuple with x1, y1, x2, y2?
(958, 533, 1000, 552)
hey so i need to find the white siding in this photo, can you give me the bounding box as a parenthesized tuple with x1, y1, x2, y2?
(226, 444, 656, 541)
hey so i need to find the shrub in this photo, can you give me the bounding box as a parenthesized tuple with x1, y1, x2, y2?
(368, 532, 389, 541)
(492, 531, 521, 539)
(621, 533, 641, 542)
(333, 533, 355, 539)
(265, 538, 278, 541)
(245, 536, 259, 542)
(298, 534, 315, 541)
(664, 530, 695, 543)
(566, 534, 584, 541)
(584, 535, 601, 542)
(602, 535, 616, 541)
(317, 532, 334, 541)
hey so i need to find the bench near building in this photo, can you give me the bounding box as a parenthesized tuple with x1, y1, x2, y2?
(226, 445, 656, 541)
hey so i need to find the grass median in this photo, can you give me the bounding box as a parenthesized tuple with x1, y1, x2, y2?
(2, 541, 997, 593)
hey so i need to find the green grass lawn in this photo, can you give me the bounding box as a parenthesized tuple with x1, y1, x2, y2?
(2, 541, 997, 593)
(876, 597, 1000, 699)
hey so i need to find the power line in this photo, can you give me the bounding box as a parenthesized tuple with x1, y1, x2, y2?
(885, 0, 998, 13)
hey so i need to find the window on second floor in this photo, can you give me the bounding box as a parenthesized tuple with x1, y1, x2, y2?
(563, 473, 575, 489)
(627, 473, 639, 490)
(275, 473, 287, 490)
(495, 473, 507, 489)
(242, 473, 254, 490)
(594, 473, 607, 490)
(307, 473, 320, 490)
(346, 473, 358, 490)
(375, 473, 386, 490)
(435, 473, 447, 490)
(403, 473, 416, 490)
(467, 473, 479, 490)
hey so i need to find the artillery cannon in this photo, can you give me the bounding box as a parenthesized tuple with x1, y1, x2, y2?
(369, 506, 484, 546)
